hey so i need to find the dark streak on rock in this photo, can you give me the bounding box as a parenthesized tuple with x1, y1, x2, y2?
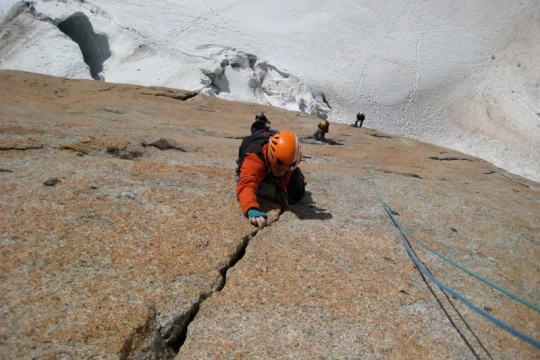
(0, 145, 43, 151)
(367, 133, 392, 139)
(101, 107, 128, 114)
(516, 182, 530, 189)
(378, 169, 422, 179)
(429, 156, 472, 161)
(93, 86, 117, 92)
(141, 91, 198, 101)
(499, 172, 531, 188)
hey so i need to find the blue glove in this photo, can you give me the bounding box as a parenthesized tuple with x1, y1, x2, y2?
(247, 209, 267, 219)
(247, 209, 268, 229)
(275, 188, 289, 208)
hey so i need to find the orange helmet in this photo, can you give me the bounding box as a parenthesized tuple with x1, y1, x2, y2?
(267, 131, 301, 172)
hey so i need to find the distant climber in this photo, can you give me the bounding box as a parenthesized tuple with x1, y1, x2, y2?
(255, 112, 269, 123)
(236, 130, 306, 229)
(250, 112, 277, 135)
(312, 120, 329, 141)
(351, 113, 365, 128)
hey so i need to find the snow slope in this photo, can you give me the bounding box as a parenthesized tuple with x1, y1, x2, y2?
(1, 0, 539, 181)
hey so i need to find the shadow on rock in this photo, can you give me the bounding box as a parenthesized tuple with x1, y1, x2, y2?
(299, 136, 343, 146)
(323, 139, 343, 146)
(257, 188, 332, 221)
(287, 191, 332, 221)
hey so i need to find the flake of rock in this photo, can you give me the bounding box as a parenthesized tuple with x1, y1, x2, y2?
(145, 138, 187, 152)
(43, 178, 61, 186)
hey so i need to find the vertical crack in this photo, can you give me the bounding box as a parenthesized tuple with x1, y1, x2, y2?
(167, 295, 207, 353)
(127, 226, 262, 359)
(170, 230, 255, 352)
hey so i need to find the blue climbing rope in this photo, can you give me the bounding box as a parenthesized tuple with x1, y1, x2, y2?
(367, 170, 540, 349)
(367, 171, 539, 312)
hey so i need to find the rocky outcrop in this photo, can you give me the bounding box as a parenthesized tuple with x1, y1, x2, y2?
(0, 70, 538, 359)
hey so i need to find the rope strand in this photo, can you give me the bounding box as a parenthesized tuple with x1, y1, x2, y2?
(366, 169, 540, 349)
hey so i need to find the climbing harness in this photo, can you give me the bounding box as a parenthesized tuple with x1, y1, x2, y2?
(366, 169, 540, 349)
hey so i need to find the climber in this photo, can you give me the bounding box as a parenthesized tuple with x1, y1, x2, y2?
(352, 113, 365, 128)
(255, 112, 269, 124)
(236, 130, 306, 229)
(312, 120, 330, 141)
(250, 112, 275, 135)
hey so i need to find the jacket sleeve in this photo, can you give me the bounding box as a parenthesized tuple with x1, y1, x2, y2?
(236, 153, 267, 216)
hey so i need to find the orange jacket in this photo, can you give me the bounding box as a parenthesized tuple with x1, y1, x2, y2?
(236, 144, 292, 216)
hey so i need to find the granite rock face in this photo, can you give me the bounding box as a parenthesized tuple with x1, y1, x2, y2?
(0, 70, 539, 359)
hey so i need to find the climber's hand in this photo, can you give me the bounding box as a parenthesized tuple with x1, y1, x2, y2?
(247, 209, 268, 229)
